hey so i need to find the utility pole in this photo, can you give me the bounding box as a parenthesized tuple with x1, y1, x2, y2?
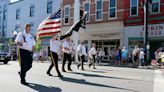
(143, 0, 152, 65)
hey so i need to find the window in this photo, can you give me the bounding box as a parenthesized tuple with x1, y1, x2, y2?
(47, 0, 53, 13)
(30, 5, 35, 17)
(64, 6, 70, 24)
(3, 5, 7, 20)
(109, 0, 117, 18)
(84, 2, 90, 22)
(151, 0, 160, 13)
(130, 0, 138, 16)
(3, 10, 7, 20)
(16, 9, 20, 20)
(2, 26, 6, 36)
(96, 0, 103, 20)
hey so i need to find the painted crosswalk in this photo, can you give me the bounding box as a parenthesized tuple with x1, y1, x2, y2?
(154, 70, 164, 92)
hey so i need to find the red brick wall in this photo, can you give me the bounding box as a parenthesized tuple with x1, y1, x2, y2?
(62, 0, 124, 26)
(124, 0, 164, 26)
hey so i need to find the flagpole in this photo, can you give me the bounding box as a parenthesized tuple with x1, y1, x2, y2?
(73, 0, 80, 63)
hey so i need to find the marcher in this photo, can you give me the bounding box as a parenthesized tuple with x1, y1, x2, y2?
(77, 41, 87, 70)
(62, 37, 73, 72)
(98, 48, 105, 64)
(15, 24, 35, 85)
(46, 34, 63, 78)
(89, 43, 97, 69)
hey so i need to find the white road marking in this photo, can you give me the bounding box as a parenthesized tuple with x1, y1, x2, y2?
(154, 70, 164, 92)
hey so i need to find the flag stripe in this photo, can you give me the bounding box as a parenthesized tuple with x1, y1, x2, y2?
(38, 31, 60, 37)
(38, 24, 61, 31)
(39, 26, 60, 31)
(45, 21, 60, 25)
(38, 28, 60, 34)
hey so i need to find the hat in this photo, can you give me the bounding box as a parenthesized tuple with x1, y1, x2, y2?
(25, 24, 31, 27)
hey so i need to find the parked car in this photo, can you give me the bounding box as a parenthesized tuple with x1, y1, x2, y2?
(0, 51, 11, 64)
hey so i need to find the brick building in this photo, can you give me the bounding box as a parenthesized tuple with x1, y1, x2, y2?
(123, 0, 164, 58)
(61, 0, 124, 60)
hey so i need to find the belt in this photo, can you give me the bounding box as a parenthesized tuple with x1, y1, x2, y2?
(20, 48, 33, 53)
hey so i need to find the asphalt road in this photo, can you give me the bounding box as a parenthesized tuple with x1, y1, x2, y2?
(0, 61, 159, 92)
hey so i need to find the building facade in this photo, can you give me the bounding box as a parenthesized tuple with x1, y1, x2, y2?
(123, 0, 164, 58)
(0, 0, 10, 50)
(62, 0, 124, 57)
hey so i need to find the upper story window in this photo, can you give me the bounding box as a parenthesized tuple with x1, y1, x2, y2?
(109, 0, 117, 18)
(96, 0, 103, 20)
(151, 0, 160, 13)
(0, 6, 2, 13)
(130, 0, 138, 16)
(3, 5, 7, 20)
(47, 0, 53, 14)
(16, 8, 20, 20)
(84, 1, 90, 22)
(64, 6, 70, 24)
(30, 5, 35, 17)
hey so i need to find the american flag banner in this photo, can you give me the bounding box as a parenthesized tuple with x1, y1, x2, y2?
(37, 9, 61, 39)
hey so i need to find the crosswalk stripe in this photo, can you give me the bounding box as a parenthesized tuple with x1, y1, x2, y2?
(154, 70, 164, 92)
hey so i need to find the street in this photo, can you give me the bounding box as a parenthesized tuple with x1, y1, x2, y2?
(0, 61, 162, 92)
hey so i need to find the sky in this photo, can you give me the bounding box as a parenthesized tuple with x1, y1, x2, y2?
(10, 0, 19, 2)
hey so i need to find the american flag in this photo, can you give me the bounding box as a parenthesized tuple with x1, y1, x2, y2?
(37, 9, 61, 38)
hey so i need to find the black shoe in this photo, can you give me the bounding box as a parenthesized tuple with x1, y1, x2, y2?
(62, 69, 66, 72)
(77, 64, 80, 69)
(21, 80, 29, 85)
(89, 64, 92, 68)
(58, 74, 63, 78)
(93, 67, 96, 69)
(68, 68, 72, 71)
(81, 68, 85, 71)
(47, 72, 53, 76)
(18, 71, 20, 76)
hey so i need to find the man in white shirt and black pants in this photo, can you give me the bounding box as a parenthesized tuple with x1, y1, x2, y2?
(46, 34, 63, 78)
(62, 37, 73, 72)
(89, 43, 97, 69)
(77, 41, 87, 70)
(15, 24, 35, 85)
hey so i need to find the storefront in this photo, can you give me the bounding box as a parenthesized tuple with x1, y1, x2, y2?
(124, 23, 164, 58)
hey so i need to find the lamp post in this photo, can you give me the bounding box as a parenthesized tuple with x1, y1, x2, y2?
(142, 0, 152, 65)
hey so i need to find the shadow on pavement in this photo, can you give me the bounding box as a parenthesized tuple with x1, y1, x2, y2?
(69, 72, 146, 82)
(27, 83, 62, 92)
(61, 77, 138, 92)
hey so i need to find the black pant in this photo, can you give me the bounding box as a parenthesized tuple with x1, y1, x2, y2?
(62, 53, 72, 70)
(18, 48, 33, 82)
(89, 55, 96, 68)
(47, 51, 61, 76)
(78, 55, 85, 70)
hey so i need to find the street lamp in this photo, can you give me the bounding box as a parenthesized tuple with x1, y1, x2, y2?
(141, 0, 152, 65)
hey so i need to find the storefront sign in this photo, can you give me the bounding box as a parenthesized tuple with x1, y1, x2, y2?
(91, 33, 119, 38)
(140, 25, 164, 36)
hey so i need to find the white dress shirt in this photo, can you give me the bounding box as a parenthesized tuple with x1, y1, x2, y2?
(50, 39, 61, 54)
(62, 40, 71, 54)
(77, 44, 87, 56)
(90, 47, 97, 55)
(15, 31, 35, 51)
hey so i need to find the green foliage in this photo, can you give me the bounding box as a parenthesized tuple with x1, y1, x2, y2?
(35, 38, 42, 51)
